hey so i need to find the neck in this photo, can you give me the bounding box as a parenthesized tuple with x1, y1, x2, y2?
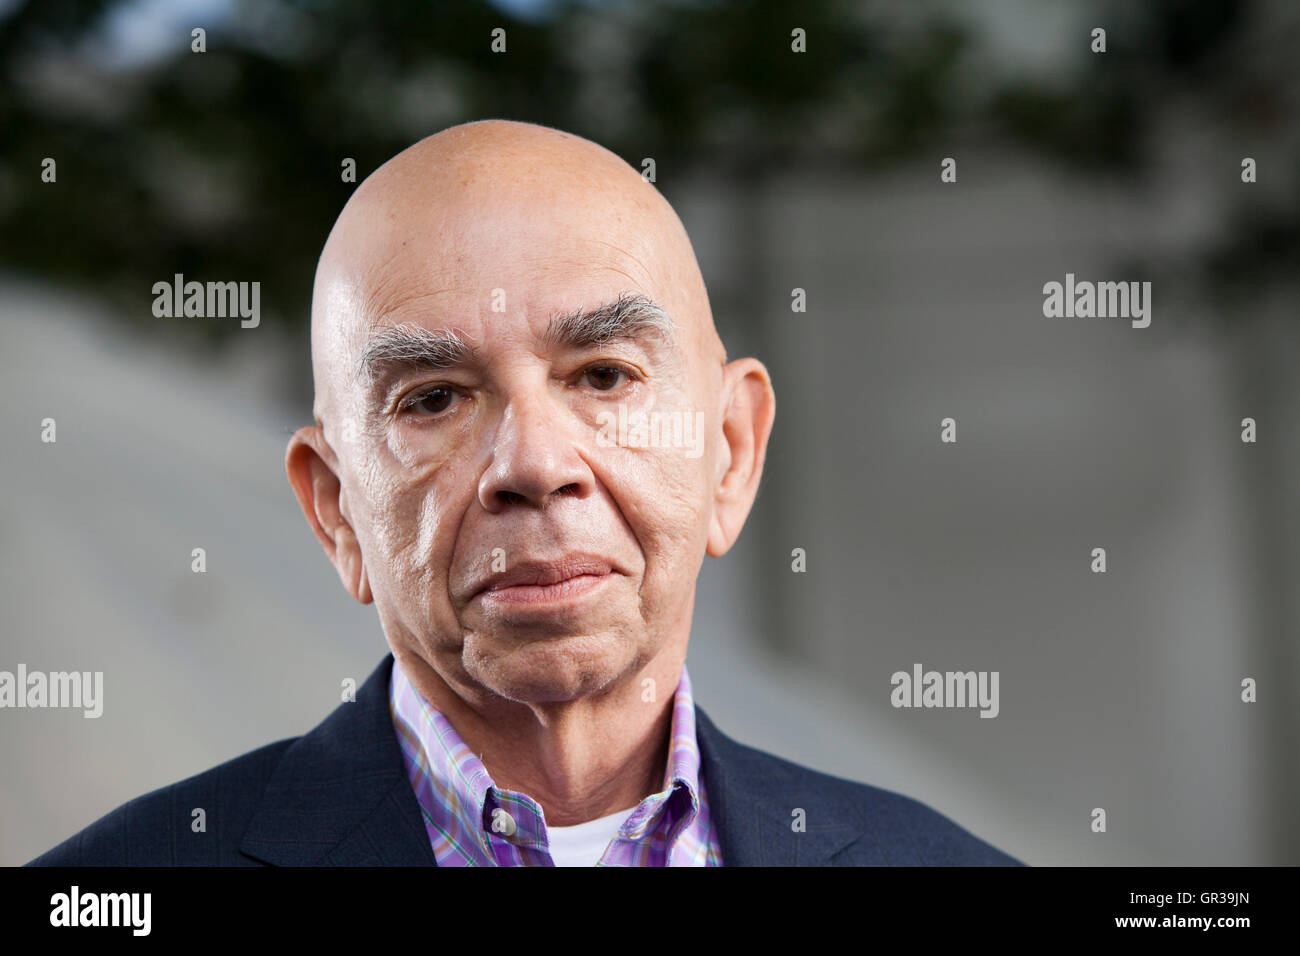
(395, 647, 686, 827)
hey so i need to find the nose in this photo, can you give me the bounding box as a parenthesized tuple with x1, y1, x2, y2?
(477, 392, 594, 512)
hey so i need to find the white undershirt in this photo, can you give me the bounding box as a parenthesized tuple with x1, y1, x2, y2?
(546, 807, 633, 866)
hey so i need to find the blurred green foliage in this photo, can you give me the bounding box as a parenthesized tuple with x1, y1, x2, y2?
(0, 0, 1293, 351)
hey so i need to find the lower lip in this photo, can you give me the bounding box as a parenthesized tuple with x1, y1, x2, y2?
(477, 572, 615, 608)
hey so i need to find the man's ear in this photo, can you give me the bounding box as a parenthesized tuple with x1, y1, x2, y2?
(706, 357, 776, 558)
(286, 426, 373, 604)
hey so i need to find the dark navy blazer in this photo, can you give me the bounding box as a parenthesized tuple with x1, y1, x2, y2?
(28, 654, 1023, 866)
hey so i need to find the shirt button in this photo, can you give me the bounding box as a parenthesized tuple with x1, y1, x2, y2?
(490, 808, 517, 837)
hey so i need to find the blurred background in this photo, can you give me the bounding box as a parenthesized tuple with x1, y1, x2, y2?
(2, 0, 1298, 867)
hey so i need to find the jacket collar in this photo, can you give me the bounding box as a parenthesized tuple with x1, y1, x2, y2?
(240, 654, 863, 866)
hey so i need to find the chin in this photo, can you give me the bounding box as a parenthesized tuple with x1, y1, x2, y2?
(463, 630, 637, 704)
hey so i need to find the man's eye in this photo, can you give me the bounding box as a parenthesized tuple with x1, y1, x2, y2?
(401, 386, 457, 416)
(584, 367, 628, 391)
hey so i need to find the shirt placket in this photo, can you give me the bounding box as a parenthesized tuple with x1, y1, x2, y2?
(481, 789, 551, 865)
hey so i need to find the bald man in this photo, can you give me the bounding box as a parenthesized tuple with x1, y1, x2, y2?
(29, 120, 1020, 867)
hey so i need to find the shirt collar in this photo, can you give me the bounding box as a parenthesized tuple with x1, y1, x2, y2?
(389, 657, 705, 859)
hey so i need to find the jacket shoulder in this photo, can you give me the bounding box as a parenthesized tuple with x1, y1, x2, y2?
(26, 736, 298, 867)
(697, 709, 1024, 866)
(812, 765, 1024, 866)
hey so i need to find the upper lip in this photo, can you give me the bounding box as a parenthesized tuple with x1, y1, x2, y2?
(471, 555, 615, 597)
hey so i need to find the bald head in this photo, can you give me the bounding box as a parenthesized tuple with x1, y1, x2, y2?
(309, 119, 722, 432)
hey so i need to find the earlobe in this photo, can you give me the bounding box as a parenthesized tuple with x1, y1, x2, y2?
(358, 560, 373, 604)
(705, 513, 735, 558)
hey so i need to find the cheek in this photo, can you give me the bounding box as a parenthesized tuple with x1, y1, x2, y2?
(593, 383, 717, 539)
(617, 450, 711, 633)
(352, 440, 472, 604)
(599, 424, 715, 574)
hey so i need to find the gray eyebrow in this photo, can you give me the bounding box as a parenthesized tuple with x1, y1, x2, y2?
(355, 324, 477, 389)
(542, 291, 677, 351)
(355, 291, 676, 391)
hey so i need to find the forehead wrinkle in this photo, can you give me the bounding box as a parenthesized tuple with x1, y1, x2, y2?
(576, 237, 658, 287)
(590, 265, 643, 291)
(360, 268, 462, 326)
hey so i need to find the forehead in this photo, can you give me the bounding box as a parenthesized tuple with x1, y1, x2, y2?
(352, 180, 670, 336)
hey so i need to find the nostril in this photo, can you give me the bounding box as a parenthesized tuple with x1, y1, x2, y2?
(492, 484, 581, 507)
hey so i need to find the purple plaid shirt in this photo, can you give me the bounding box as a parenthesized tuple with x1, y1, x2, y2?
(389, 659, 722, 866)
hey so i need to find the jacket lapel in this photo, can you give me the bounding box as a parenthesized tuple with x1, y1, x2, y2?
(239, 654, 436, 866)
(695, 706, 865, 865)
